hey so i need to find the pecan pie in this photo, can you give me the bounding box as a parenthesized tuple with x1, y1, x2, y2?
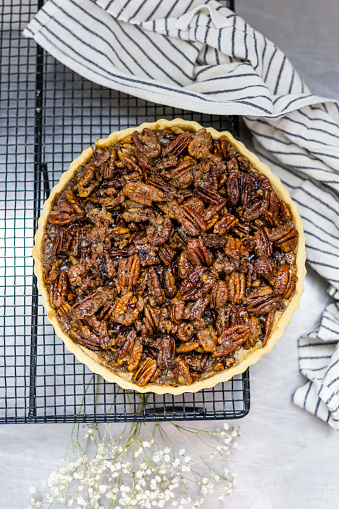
(33, 119, 306, 394)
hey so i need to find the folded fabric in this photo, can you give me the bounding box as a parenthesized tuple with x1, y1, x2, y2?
(24, 0, 339, 429)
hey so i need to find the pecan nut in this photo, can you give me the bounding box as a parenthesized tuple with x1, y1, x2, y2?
(119, 329, 136, 357)
(133, 357, 157, 386)
(163, 132, 192, 157)
(156, 335, 176, 369)
(158, 244, 176, 265)
(224, 236, 249, 260)
(117, 254, 141, 290)
(188, 129, 213, 158)
(174, 357, 192, 385)
(246, 287, 282, 315)
(227, 272, 246, 304)
(274, 263, 297, 298)
(170, 298, 185, 323)
(254, 229, 273, 257)
(147, 267, 165, 306)
(178, 251, 192, 279)
(113, 291, 144, 325)
(146, 215, 172, 245)
(132, 128, 161, 159)
(213, 325, 251, 356)
(195, 185, 224, 205)
(269, 225, 298, 252)
(163, 269, 177, 298)
(69, 328, 100, 351)
(45, 259, 63, 284)
(177, 341, 200, 353)
(101, 153, 116, 179)
(186, 238, 213, 266)
(210, 280, 228, 309)
(242, 197, 268, 221)
(262, 312, 274, 346)
(71, 287, 113, 319)
(49, 270, 68, 308)
(123, 182, 164, 206)
(214, 213, 238, 235)
(143, 304, 160, 334)
(177, 322, 195, 342)
(128, 338, 144, 372)
(189, 295, 210, 319)
(167, 159, 193, 188)
(179, 268, 213, 301)
(197, 327, 218, 352)
(254, 256, 276, 282)
(91, 252, 115, 280)
(175, 206, 207, 236)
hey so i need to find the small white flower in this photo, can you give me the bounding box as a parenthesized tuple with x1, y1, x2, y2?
(179, 449, 185, 456)
(223, 423, 229, 430)
(29, 487, 36, 494)
(142, 441, 151, 448)
(77, 495, 86, 506)
(184, 456, 191, 463)
(218, 495, 224, 502)
(164, 454, 170, 463)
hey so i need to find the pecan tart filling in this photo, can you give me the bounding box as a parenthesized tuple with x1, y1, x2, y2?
(34, 119, 305, 392)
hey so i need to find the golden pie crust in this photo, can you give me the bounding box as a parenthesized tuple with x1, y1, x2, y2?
(33, 119, 306, 394)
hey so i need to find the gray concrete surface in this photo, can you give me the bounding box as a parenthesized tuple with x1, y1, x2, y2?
(1, 1, 339, 508)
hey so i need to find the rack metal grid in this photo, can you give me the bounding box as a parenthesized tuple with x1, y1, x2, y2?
(0, 0, 250, 423)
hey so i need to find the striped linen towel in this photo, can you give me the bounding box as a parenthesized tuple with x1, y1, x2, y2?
(24, 0, 339, 429)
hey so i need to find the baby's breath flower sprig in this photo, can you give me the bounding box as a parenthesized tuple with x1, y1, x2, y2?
(28, 419, 239, 509)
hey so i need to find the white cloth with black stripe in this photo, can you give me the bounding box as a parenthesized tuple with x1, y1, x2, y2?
(24, 0, 339, 429)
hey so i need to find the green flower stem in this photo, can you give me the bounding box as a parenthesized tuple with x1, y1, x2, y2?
(172, 423, 215, 474)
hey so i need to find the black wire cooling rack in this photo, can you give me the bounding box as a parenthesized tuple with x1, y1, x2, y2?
(0, 0, 250, 424)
